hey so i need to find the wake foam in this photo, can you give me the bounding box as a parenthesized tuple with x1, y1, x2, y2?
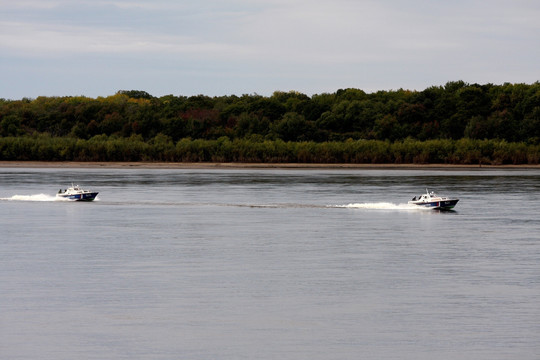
(332, 202, 425, 210)
(1, 194, 70, 202)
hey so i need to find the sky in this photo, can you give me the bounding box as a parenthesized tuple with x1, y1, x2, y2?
(1, 0, 539, 99)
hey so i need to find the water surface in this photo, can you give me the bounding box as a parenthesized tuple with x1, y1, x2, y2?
(1, 167, 539, 359)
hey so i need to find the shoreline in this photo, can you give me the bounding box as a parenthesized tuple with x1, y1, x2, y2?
(1, 161, 539, 170)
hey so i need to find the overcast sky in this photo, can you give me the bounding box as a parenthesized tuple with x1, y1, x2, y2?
(1, 0, 539, 99)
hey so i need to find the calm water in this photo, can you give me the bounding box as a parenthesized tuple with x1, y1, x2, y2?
(1, 167, 539, 360)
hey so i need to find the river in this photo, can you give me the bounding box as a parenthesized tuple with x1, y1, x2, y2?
(1, 167, 539, 360)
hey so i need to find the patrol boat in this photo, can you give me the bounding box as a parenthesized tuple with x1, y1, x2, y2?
(408, 189, 459, 210)
(56, 184, 99, 201)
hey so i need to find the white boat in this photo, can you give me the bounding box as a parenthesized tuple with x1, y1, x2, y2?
(408, 189, 459, 210)
(56, 184, 99, 201)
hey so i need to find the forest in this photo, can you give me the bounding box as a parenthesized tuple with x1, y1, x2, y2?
(1, 81, 539, 164)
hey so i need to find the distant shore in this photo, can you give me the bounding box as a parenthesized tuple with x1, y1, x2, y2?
(1, 161, 539, 169)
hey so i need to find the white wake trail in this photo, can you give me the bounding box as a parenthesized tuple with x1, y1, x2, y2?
(332, 202, 426, 210)
(1, 194, 71, 202)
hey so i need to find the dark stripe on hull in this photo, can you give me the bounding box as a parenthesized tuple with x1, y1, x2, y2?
(421, 199, 459, 210)
(58, 192, 98, 201)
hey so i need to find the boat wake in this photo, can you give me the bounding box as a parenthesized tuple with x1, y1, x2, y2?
(1, 194, 74, 202)
(332, 202, 429, 210)
(0, 196, 426, 209)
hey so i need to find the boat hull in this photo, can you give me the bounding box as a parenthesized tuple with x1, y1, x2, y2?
(56, 192, 98, 201)
(409, 199, 459, 210)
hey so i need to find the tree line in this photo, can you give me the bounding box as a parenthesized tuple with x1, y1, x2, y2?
(1, 135, 538, 165)
(1, 81, 539, 164)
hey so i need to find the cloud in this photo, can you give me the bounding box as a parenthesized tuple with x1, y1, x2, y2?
(3, 0, 538, 64)
(1, 0, 539, 98)
(0, 20, 251, 59)
(0, 0, 166, 10)
(0, 0, 64, 9)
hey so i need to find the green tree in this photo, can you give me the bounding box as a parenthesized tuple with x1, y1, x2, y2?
(272, 112, 312, 141)
(117, 90, 154, 100)
(374, 114, 400, 141)
(0, 114, 22, 136)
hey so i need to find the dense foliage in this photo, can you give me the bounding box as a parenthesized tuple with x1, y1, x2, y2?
(1, 81, 539, 164)
(1, 135, 538, 165)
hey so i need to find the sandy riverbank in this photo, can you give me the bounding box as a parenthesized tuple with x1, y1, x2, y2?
(1, 161, 539, 169)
